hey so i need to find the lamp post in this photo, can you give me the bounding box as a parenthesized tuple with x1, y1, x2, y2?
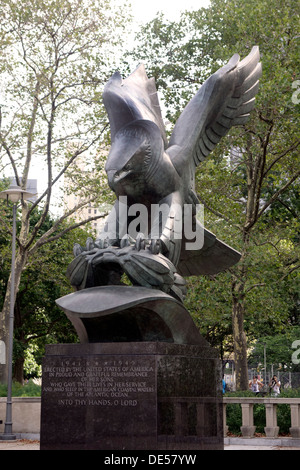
(264, 342, 267, 386)
(0, 183, 36, 440)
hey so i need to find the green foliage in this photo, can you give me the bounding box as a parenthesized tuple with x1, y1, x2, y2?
(185, 272, 233, 357)
(129, 0, 300, 381)
(0, 0, 133, 384)
(0, 205, 94, 379)
(225, 389, 300, 435)
(249, 327, 300, 371)
(0, 379, 41, 397)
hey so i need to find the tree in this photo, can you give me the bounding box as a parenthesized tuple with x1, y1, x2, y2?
(184, 271, 234, 362)
(15, 211, 92, 382)
(129, 0, 300, 388)
(0, 0, 131, 383)
(249, 327, 300, 372)
(1, 207, 91, 382)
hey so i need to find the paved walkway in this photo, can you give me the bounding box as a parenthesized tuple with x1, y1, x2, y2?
(225, 444, 300, 450)
(0, 439, 40, 450)
(0, 440, 299, 451)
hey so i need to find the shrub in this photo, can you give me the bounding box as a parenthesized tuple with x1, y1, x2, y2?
(0, 380, 41, 397)
(225, 389, 300, 435)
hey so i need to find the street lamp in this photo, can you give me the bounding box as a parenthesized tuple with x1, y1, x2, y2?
(0, 183, 36, 440)
(263, 342, 267, 386)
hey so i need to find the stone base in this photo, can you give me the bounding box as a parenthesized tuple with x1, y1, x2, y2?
(240, 426, 256, 438)
(264, 426, 279, 438)
(40, 342, 223, 450)
(290, 427, 300, 438)
(0, 434, 17, 441)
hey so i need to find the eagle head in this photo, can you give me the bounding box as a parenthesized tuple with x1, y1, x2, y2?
(105, 120, 164, 199)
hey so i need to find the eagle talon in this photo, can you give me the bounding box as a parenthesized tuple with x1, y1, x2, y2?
(85, 237, 95, 251)
(73, 243, 83, 257)
(135, 233, 146, 251)
(149, 238, 162, 255)
(120, 234, 135, 248)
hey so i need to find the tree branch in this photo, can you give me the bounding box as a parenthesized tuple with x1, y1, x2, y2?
(251, 123, 273, 224)
(28, 210, 108, 255)
(28, 190, 108, 254)
(256, 170, 300, 221)
(0, 133, 20, 185)
(263, 140, 300, 177)
(22, 80, 41, 188)
(279, 264, 300, 281)
(27, 124, 108, 216)
(24, 92, 55, 246)
(196, 193, 242, 230)
(244, 282, 266, 294)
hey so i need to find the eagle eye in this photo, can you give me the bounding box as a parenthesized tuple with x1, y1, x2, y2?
(123, 163, 132, 171)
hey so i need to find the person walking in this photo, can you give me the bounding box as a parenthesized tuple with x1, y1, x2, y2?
(249, 376, 263, 395)
(269, 375, 281, 396)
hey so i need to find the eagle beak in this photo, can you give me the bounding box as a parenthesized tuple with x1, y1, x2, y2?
(106, 169, 116, 191)
(107, 168, 132, 186)
(114, 169, 132, 182)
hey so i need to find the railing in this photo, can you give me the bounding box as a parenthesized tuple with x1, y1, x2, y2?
(2, 396, 300, 444)
(158, 396, 223, 437)
(223, 397, 300, 439)
(158, 396, 300, 443)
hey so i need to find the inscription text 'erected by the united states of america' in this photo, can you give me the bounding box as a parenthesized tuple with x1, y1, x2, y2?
(42, 356, 156, 408)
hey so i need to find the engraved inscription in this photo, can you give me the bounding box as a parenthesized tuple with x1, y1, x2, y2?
(42, 356, 156, 408)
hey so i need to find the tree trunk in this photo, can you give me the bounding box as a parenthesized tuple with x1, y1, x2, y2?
(0, 249, 28, 384)
(231, 279, 249, 390)
(14, 356, 25, 384)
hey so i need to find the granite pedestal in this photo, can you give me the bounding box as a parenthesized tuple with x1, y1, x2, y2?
(40, 342, 223, 450)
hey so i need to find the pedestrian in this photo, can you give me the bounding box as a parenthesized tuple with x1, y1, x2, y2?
(249, 375, 263, 395)
(269, 375, 281, 396)
(222, 375, 226, 394)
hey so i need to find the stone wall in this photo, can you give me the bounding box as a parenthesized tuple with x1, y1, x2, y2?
(0, 397, 41, 437)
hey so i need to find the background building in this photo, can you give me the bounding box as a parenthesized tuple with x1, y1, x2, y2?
(63, 155, 108, 237)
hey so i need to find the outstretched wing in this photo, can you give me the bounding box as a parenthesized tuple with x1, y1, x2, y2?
(103, 64, 167, 147)
(167, 48, 261, 276)
(178, 223, 241, 277)
(168, 46, 262, 171)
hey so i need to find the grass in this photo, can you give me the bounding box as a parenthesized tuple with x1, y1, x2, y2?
(0, 380, 41, 397)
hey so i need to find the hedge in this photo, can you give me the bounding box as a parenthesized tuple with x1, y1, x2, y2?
(225, 389, 300, 435)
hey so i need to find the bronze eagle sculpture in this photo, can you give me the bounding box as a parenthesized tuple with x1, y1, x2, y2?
(67, 46, 261, 302)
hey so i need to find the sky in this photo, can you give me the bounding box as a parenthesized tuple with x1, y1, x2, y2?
(20, 0, 212, 213)
(129, 0, 211, 23)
